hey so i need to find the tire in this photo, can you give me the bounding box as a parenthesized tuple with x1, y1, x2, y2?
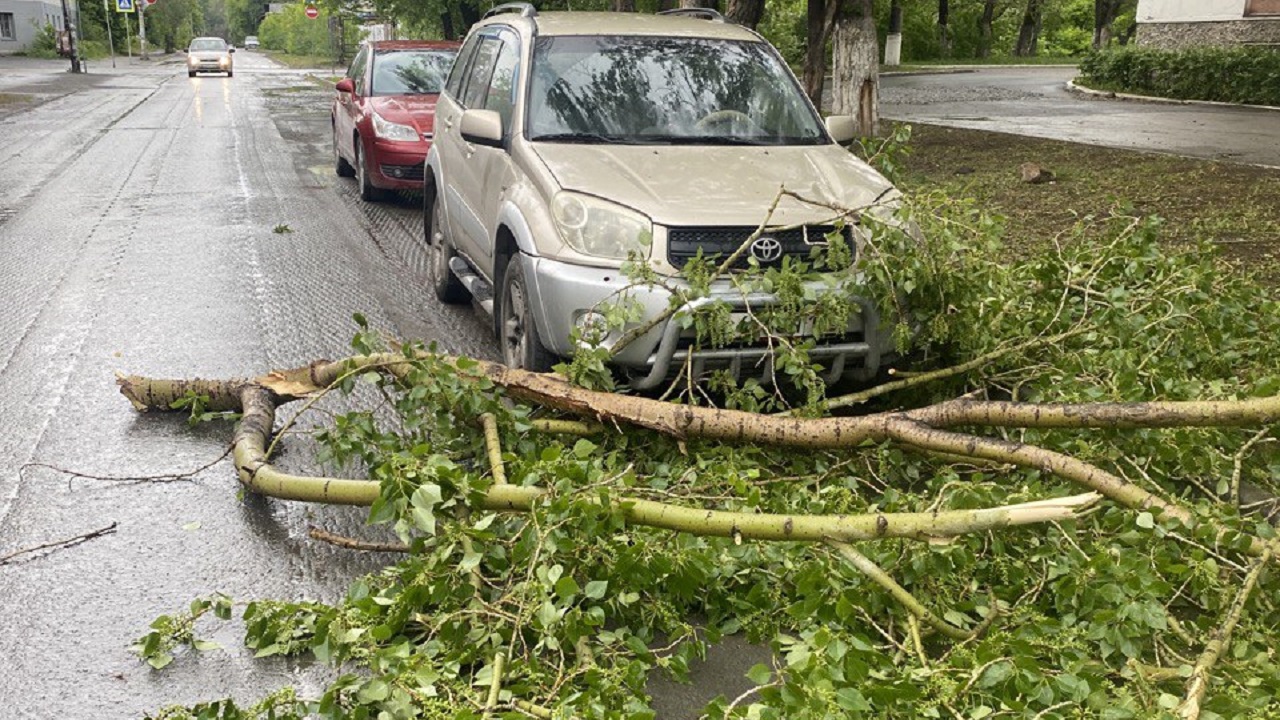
(355, 140, 383, 202)
(425, 191, 468, 304)
(334, 124, 355, 178)
(498, 259, 556, 372)
(188, 71, 196, 78)
(227, 70, 233, 77)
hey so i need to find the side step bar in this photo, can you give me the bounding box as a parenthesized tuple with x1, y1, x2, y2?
(448, 256, 495, 315)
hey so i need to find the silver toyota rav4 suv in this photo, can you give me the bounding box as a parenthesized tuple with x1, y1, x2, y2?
(425, 5, 899, 388)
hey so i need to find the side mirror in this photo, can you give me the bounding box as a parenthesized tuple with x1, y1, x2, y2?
(228, 47, 236, 53)
(335, 78, 354, 94)
(182, 49, 188, 53)
(825, 115, 857, 145)
(460, 109, 503, 148)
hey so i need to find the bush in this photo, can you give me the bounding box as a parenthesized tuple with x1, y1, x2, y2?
(1079, 45, 1280, 106)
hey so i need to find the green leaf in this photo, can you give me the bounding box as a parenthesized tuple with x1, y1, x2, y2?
(357, 679, 390, 704)
(746, 663, 773, 685)
(554, 577, 581, 600)
(1136, 512, 1155, 529)
(584, 580, 608, 599)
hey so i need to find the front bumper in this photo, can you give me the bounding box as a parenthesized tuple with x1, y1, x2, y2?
(368, 140, 428, 190)
(522, 255, 890, 390)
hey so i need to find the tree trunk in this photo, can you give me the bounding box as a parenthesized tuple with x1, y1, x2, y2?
(977, 0, 997, 58)
(459, 1, 481, 33)
(803, 0, 840, 110)
(614, 0, 636, 11)
(937, 0, 951, 58)
(831, 0, 879, 136)
(1094, 0, 1123, 49)
(440, 11, 455, 41)
(1015, 0, 1042, 57)
(726, 0, 765, 28)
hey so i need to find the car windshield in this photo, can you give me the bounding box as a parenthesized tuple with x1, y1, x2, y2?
(371, 50, 455, 96)
(189, 38, 226, 52)
(527, 36, 827, 146)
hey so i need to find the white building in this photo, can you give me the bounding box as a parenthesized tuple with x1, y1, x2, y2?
(0, 0, 66, 54)
(1136, 0, 1280, 47)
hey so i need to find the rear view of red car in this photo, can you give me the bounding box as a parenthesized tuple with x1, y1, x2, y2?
(332, 40, 461, 201)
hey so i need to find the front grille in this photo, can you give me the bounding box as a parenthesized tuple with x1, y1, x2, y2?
(379, 163, 425, 181)
(666, 225, 850, 270)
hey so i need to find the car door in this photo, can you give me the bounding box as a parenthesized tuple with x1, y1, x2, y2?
(440, 32, 504, 267)
(434, 34, 484, 263)
(336, 47, 368, 163)
(469, 30, 522, 278)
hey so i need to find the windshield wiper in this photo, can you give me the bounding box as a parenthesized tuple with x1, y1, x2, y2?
(529, 132, 641, 144)
(642, 135, 773, 146)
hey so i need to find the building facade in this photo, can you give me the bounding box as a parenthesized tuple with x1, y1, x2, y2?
(0, 0, 67, 54)
(1136, 0, 1280, 48)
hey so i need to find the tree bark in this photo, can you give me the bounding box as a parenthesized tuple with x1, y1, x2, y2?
(1015, 0, 1042, 57)
(803, 0, 839, 109)
(831, 0, 879, 136)
(613, 0, 636, 12)
(440, 11, 456, 41)
(1094, 0, 1125, 49)
(726, 0, 765, 29)
(977, 0, 998, 58)
(937, 0, 951, 59)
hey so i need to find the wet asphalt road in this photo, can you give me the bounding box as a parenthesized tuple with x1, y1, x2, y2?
(881, 66, 1280, 168)
(0, 51, 498, 718)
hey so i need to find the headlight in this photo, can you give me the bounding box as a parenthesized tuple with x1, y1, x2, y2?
(219, 56, 229, 65)
(188, 56, 197, 65)
(371, 111, 420, 142)
(551, 192, 651, 261)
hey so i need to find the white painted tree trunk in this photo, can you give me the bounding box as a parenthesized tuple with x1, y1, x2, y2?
(831, 0, 879, 137)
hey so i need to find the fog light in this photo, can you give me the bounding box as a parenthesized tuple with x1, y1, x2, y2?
(390, 167, 403, 178)
(574, 311, 609, 347)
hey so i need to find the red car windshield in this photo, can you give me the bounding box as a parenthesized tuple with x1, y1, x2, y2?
(371, 50, 456, 96)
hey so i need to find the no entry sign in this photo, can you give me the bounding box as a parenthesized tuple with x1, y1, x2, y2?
(305, 5, 318, 18)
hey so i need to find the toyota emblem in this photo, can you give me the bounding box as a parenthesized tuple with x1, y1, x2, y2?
(749, 236, 783, 263)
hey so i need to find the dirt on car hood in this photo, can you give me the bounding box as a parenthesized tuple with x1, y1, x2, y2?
(531, 142, 898, 227)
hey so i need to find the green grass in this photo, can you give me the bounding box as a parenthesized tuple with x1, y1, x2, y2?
(0, 93, 33, 106)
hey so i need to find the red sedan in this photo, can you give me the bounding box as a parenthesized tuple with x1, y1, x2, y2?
(332, 40, 461, 202)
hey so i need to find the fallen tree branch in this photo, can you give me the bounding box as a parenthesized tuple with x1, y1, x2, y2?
(20, 445, 233, 487)
(828, 539, 988, 641)
(307, 526, 409, 553)
(0, 522, 119, 565)
(1176, 545, 1273, 719)
(117, 354, 1280, 558)
(225, 384, 1093, 542)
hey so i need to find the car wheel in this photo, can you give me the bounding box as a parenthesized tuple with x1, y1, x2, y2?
(499, 259, 555, 372)
(354, 140, 383, 202)
(188, 71, 196, 78)
(426, 192, 468, 304)
(334, 125, 355, 178)
(227, 70, 233, 77)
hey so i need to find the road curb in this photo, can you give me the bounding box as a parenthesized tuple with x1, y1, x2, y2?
(1065, 79, 1280, 113)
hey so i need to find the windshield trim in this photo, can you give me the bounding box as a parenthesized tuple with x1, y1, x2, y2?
(522, 35, 832, 148)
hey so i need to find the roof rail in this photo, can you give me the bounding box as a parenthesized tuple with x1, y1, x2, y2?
(484, 2, 537, 19)
(657, 7, 724, 21)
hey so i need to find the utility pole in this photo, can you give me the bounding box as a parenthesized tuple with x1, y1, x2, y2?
(59, 0, 82, 72)
(102, 0, 116, 67)
(124, 10, 133, 59)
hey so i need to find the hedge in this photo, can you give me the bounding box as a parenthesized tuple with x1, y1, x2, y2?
(1078, 45, 1280, 107)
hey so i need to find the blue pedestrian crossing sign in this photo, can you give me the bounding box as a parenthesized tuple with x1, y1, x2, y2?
(115, 0, 134, 12)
